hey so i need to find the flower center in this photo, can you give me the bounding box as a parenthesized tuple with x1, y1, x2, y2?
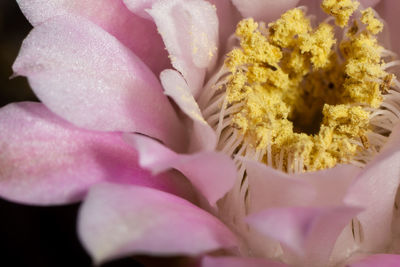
(200, 0, 399, 173)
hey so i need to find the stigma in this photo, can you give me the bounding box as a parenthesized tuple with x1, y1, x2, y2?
(199, 0, 400, 173)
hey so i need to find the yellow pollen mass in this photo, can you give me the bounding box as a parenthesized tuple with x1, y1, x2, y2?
(361, 8, 383, 34)
(321, 0, 359, 27)
(224, 0, 393, 171)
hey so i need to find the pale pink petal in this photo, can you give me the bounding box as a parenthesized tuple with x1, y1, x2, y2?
(247, 206, 362, 266)
(202, 256, 287, 267)
(207, 0, 241, 52)
(147, 0, 219, 97)
(78, 183, 237, 263)
(0, 102, 191, 205)
(348, 254, 400, 267)
(244, 160, 360, 213)
(125, 134, 236, 205)
(13, 15, 186, 151)
(375, 0, 400, 55)
(299, 164, 362, 206)
(160, 69, 217, 151)
(231, 0, 300, 22)
(122, 0, 159, 20)
(16, 0, 169, 74)
(360, 0, 381, 8)
(124, 0, 240, 55)
(344, 124, 400, 252)
(238, 160, 362, 262)
(244, 160, 315, 214)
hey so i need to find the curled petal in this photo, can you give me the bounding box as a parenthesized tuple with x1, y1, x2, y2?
(246, 206, 362, 266)
(202, 256, 287, 267)
(231, 0, 300, 22)
(16, 0, 169, 74)
(125, 134, 236, 205)
(148, 0, 219, 97)
(0, 102, 189, 205)
(123, 0, 159, 20)
(13, 15, 186, 150)
(78, 183, 237, 263)
(160, 69, 217, 151)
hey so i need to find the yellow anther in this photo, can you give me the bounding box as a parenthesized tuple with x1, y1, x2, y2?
(361, 7, 383, 34)
(224, 0, 391, 171)
(321, 0, 359, 27)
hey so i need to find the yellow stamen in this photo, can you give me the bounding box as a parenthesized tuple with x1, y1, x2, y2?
(223, 1, 394, 171)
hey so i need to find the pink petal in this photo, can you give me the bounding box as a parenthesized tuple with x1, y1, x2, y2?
(16, 0, 170, 74)
(207, 0, 241, 52)
(78, 183, 237, 263)
(0, 102, 190, 205)
(244, 160, 315, 214)
(125, 134, 236, 205)
(160, 69, 217, 152)
(231, 0, 300, 22)
(360, 0, 381, 8)
(122, 0, 159, 20)
(246, 206, 362, 266)
(348, 254, 400, 267)
(147, 0, 219, 97)
(202, 256, 287, 267)
(13, 15, 186, 151)
(344, 124, 400, 252)
(375, 0, 400, 55)
(244, 160, 360, 213)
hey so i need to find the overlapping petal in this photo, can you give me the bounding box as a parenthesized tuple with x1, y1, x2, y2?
(247, 206, 362, 267)
(78, 183, 237, 263)
(147, 0, 219, 97)
(160, 69, 216, 152)
(125, 134, 236, 205)
(0, 102, 189, 205)
(231, 0, 300, 22)
(16, 0, 169, 74)
(344, 124, 400, 252)
(12, 15, 186, 151)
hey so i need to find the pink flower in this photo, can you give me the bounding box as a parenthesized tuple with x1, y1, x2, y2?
(2, 0, 400, 266)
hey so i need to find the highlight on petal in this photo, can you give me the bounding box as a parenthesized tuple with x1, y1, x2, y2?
(148, 0, 219, 97)
(16, 0, 170, 74)
(231, 0, 300, 22)
(160, 69, 217, 151)
(246, 206, 362, 266)
(344, 124, 400, 252)
(123, 0, 159, 20)
(0, 102, 189, 205)
(348, 254, 400, 267)
(13, 15, 186, 150)
(78, 183, 237, 264)
(202, 256, 287, 267)
(125, 134, 236, 205)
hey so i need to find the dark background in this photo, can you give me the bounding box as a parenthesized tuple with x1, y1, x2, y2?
(0, 2, 172, 267)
